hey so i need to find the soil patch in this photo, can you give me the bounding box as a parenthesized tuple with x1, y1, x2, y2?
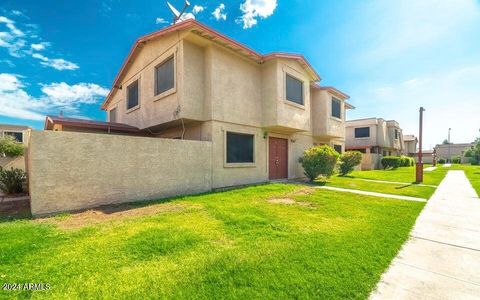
(36, 202, 189, 230)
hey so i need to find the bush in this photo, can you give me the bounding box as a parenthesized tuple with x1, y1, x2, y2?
(0, 167, 26, 195)
(451, 155, 461, 164)
(464, 138, 480, 165)
(0, 136, 25, 157)
(299, 145, 340, 181)
(399, 156, 414, 167)
(339, 151, 362, 176)
(381, 156, 402, 169)
(437, 157, 446, 164)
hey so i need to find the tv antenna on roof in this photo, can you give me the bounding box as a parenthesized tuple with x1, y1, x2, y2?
(167, 1, 192, 24)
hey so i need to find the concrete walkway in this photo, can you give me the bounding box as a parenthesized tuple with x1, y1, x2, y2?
(370, 170, 480, 300)
(424, 166, 437, 172)
(356, 178, 437, 188)
(318, 186, 427, 202)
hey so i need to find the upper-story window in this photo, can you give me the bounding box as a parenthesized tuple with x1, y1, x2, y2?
(355, 127, 370, 138)
(3, 131, 23, 143)
(394, 129, 399, 139)
(285, 74, 304, 105)
(226, 132, 254, 163)
(332, 97, 342, 119)
(109, 107, 117, 123)
(155, 56, 175, 96)
(126, 80, 139, 110)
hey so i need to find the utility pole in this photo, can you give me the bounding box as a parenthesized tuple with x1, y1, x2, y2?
(448, 128, 452, 163)
(416, 107, 425, 183)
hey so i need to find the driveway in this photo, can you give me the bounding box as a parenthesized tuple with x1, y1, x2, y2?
(371, 170, 480, 299)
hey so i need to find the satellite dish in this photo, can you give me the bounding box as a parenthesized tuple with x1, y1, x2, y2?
(167, 1, 193, 24)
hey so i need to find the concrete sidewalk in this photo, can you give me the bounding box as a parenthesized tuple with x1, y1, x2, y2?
(371, 170, 480, 300)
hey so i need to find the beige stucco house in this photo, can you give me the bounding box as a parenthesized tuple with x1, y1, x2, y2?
(97, 20, 353, 187)
(434, 142, 474, 163)
(403, 134, 418, 157)
(345, 118, 404, 170)
(0, 123, 30, 170)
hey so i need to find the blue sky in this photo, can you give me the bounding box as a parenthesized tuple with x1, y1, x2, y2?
(0, 0, 479, 148)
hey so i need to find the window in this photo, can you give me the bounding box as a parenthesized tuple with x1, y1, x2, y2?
(285, 74, 304, 105)
(332, 97, 342, 119)
(126, 80, 139, 110)
(155, 56, 175, 96)
(226, 132, 254, 163)
(334, 144, 342, 153)
(4, 131, 23, 143)
(109, 107, 117, 123)
(394, 129, 399, 139)
(355, 127, 370, 138)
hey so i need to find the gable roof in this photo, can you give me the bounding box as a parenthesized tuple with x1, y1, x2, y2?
(101, 19, 321, 110)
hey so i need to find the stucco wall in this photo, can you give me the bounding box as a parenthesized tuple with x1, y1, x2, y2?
(28, 131, 212, 215)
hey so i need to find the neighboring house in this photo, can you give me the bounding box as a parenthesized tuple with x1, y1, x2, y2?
(434, 142, 474, 163)
(414, 149, 434, 164)
(93, 20, 353, 188)
(0, 124, 31, 170)
(345, 118, 404, 170)
(403, 134, 418, 156)
(45, 116, 147, 136)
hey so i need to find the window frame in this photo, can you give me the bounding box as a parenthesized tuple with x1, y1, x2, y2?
(3, 131, 24, 143)
(109, 106, 117, 123)
(331, 97, 342, 120)
(354, 127, 370, 138)
(284, 73, 305, 106)
(154, 55, 176, 100)
(125, 78, 140, 113)
(333, 144, 342, 154)
(224, 130, 256, 168)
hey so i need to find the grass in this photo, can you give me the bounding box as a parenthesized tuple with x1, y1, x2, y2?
(320, 176, 436, 199)
(0, 184, 424, 299)
(450, 164, 480, 196)
(348, 165, 449, 186)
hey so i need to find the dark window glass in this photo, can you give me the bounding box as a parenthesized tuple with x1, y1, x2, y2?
(286, 74, 303, 105)
(226, 132, 254, 163)
(155, 56, 175, 95)
(127, 80, 139, 110)
(4, 131, 23, 142)
(394, 129, 399, 139)
(334, 144, 342, 153)
(109, 108, 117, 123)
(355, 127, 370, 138)
(332, 97, 341, 119)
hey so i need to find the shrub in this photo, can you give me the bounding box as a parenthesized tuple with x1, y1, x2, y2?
(437, 157, 446, 164)
(399, 156, 414, 167)
(0, 136, 25, 157)
(381, 156, 402, 169)
(0, 167, 26, 195)
(299, 145, 340, 181)
(451, 155, 461, 164)
(339, 151, 362, 176)
(464, 138, 480, 165)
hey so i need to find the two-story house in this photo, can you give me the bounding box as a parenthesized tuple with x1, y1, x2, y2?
(56, 20, 352, 188)
(0, 123, 31, 170)
(403, 134, 418, 157)
(345, 118, 404, 169)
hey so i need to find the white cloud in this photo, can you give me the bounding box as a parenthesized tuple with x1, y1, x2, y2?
(0, 73, 109, 121)
(212, 3, 227, 21)
(41, 82, 109, 106)
(12, 10, 23, 16)
(350, 65, 480, 148)
(30, 42, 49, 51)
(155, 17, 169, 24)
(237, 0, 277, 29)
(32, 53, 79, 70)
(0, 16, 26, 57)
(192, 5, 205, 14)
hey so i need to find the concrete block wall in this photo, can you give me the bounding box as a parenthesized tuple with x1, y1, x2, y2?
(28, 131, 212, 215)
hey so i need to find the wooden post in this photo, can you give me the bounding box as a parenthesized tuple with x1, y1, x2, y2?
(416, 107, 425, 183)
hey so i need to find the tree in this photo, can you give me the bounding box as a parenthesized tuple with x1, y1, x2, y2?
(464, 137, 480, 165)
(0, 136, 25, 157)
(299, 145, 339, 181)
(442, 139, 450, 145)
(339, 151, 362, 176)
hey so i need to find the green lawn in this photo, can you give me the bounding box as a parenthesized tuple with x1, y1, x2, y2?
(348, 165, 448, 186)
(321, 176, 436, 199)
(452, 164, 480, 196)
(0, 184, 424, 299)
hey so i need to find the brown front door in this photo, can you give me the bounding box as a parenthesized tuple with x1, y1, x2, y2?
(269, 137, 288, 180)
